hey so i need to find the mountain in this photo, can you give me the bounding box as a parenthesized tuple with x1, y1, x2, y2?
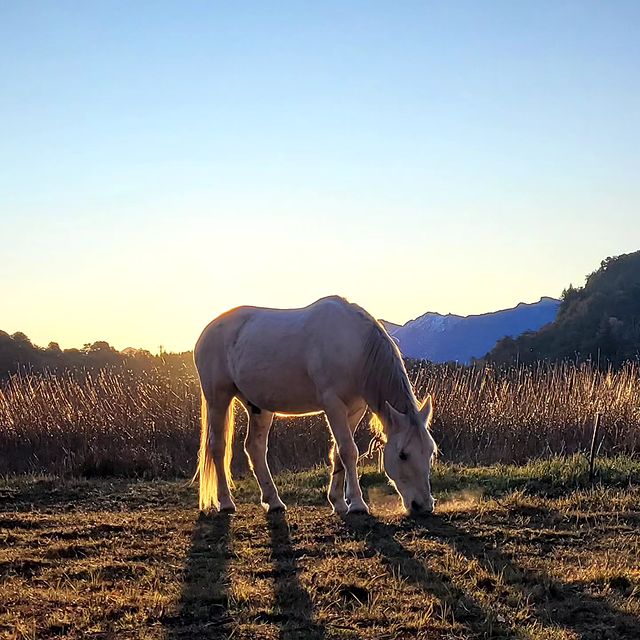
(487, 251, 640, 366)
(380, 320, 402, 335)
(383, 297, 560, 364)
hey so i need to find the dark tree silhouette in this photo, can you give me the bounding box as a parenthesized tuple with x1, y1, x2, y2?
(486, 250, 640, 367)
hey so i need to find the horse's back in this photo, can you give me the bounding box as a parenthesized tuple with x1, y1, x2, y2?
(195, 297, 372, 412)
(197, 296, 366, 355)
(230, 296, 367, 362)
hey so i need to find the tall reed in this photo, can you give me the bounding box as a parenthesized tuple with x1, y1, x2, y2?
(1, 362, 638, 476)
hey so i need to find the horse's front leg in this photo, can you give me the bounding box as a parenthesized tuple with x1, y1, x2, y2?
(328, 442, 348, 514)
(325, 399, 369, 515)
(327, 403, 367, 514)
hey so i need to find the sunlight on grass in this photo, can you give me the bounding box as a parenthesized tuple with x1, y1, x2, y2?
(436, 487, 485, 513)
(1, 459, 639, 639)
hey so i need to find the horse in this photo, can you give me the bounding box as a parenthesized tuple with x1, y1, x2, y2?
(193, 295, 437, 516)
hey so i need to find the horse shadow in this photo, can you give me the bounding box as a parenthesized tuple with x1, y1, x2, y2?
(341, 512, 640, 639)
(166, 509, 325, 640)
(340, 513, 514, 638)
(165, 512, 233, 639)
(417, 515, 640, 639)
(266, 510, 326, 640)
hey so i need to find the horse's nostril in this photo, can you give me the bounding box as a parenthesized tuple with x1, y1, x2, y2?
(411, 500, 422, 512)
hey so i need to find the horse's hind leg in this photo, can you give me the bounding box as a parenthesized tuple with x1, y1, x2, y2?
(328, 402, 367, 514)
(206, 389, 237, 513)
(244, 409, 286, 513)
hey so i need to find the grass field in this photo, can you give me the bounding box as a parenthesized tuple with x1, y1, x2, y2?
(2, 456, 639, 639)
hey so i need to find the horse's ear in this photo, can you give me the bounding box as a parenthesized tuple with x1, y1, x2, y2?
(384, 401, 405, 436)
(418, 394, 433, 426)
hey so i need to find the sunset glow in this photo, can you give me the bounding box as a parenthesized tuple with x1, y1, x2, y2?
(3, 2, 639, 352)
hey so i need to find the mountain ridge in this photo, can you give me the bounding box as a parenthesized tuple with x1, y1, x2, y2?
(381, 297, 560, 364)
(383, 296, 560, 329)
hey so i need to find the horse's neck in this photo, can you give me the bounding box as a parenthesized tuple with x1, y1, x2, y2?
(359, 325, 417, 418)
(363, 369, 416, 418)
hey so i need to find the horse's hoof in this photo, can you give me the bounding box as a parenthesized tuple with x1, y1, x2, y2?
(346, 503, 370, 515)
(219, 503, 237, 514)
(266, 502, 287, 513)
(331, 500, 349, 515)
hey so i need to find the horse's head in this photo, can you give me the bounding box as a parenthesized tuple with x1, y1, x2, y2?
(382, 395, 436, 515)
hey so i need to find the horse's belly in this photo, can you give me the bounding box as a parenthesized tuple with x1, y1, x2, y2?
(235, 371, 321, 414)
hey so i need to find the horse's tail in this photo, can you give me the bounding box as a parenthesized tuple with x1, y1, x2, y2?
(197, 390, 235, 511)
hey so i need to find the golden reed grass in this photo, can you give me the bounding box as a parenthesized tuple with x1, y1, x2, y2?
(0, 361, 638, 476)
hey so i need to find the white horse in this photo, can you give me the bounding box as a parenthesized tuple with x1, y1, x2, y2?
(194, 296, 437, 516)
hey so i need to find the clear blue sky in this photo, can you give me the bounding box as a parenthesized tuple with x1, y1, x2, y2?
(2, 1, 639, 351)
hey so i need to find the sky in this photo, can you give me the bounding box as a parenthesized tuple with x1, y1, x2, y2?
(2, 1, 639, 352)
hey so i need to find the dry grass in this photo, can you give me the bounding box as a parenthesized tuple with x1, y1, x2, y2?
(1, 362, 639, 476)
(420, 362, 640, 463)
(1, 458, 639, 639)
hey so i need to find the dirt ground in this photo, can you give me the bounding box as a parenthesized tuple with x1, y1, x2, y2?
(1, 461, 639, 639)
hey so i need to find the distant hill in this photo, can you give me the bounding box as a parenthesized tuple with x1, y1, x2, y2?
(384, 297, 560, 364)
(379, 320, 402, 335)
(486, 251, 640, 366)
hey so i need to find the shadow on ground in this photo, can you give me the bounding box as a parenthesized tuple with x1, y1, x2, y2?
(420, 515, 640, 640)
(165, 512, 232, 639)
(341, 513, 514, 638)
(267, 510, 326, 639)
(165, 509, 325, 640)
(341, 511, 640, 639)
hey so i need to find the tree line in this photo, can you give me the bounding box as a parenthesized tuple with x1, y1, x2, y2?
(0, 331, 194, 379)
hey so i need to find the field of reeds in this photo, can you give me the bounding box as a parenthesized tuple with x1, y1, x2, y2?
(1, 361, 639, 477)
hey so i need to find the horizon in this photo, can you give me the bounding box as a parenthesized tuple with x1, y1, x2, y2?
(6, 292, 562, 353)
(3, 2, 640, 352)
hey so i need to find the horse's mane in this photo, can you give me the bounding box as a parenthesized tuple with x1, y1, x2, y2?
(351, 303, 418, 432)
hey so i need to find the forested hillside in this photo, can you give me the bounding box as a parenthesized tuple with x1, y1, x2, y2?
(487, 251, 640, 366)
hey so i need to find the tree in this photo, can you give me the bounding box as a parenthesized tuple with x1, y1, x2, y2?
(485, 250, 640, 367)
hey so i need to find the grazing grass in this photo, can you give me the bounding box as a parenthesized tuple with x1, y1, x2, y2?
(1, 457, 639, 639)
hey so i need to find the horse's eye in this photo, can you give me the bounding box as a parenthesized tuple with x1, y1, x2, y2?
(399, 451, 408, 461)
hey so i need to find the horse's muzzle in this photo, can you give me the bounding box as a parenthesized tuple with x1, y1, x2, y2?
(410, 500, 433, 515)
